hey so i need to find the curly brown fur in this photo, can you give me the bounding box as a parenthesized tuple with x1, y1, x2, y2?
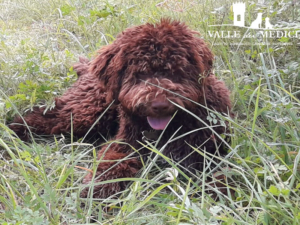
(9, 19, 232, 198)
(9, 56, 118, 141)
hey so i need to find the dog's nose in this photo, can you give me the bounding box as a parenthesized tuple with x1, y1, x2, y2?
(151, 101, 170, 113)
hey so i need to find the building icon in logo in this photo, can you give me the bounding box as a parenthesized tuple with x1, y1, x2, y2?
(233, 2, 246, 27)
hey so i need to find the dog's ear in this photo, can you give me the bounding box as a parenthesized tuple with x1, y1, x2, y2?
(192, 36, 214, 77)
(89, 42, 126, 102)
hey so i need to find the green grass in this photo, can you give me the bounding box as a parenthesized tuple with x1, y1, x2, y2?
(1, 0, 300, 224)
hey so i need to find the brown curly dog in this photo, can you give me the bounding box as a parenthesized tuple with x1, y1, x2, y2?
(9, 19, 232, 198)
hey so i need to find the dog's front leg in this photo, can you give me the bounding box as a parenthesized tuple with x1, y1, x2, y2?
(8, 107, 60, 141)
(80, 144, 142, 199)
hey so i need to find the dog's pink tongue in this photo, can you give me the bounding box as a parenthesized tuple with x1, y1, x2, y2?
(147, 116, 172, 130)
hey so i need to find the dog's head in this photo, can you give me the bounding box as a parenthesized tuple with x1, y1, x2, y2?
(90, 19, 214, 130)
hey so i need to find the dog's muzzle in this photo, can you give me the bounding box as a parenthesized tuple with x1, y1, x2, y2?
(146, 100, 173, 130)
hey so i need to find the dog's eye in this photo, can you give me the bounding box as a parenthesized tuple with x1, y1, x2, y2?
(137, 73, 148, 80)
